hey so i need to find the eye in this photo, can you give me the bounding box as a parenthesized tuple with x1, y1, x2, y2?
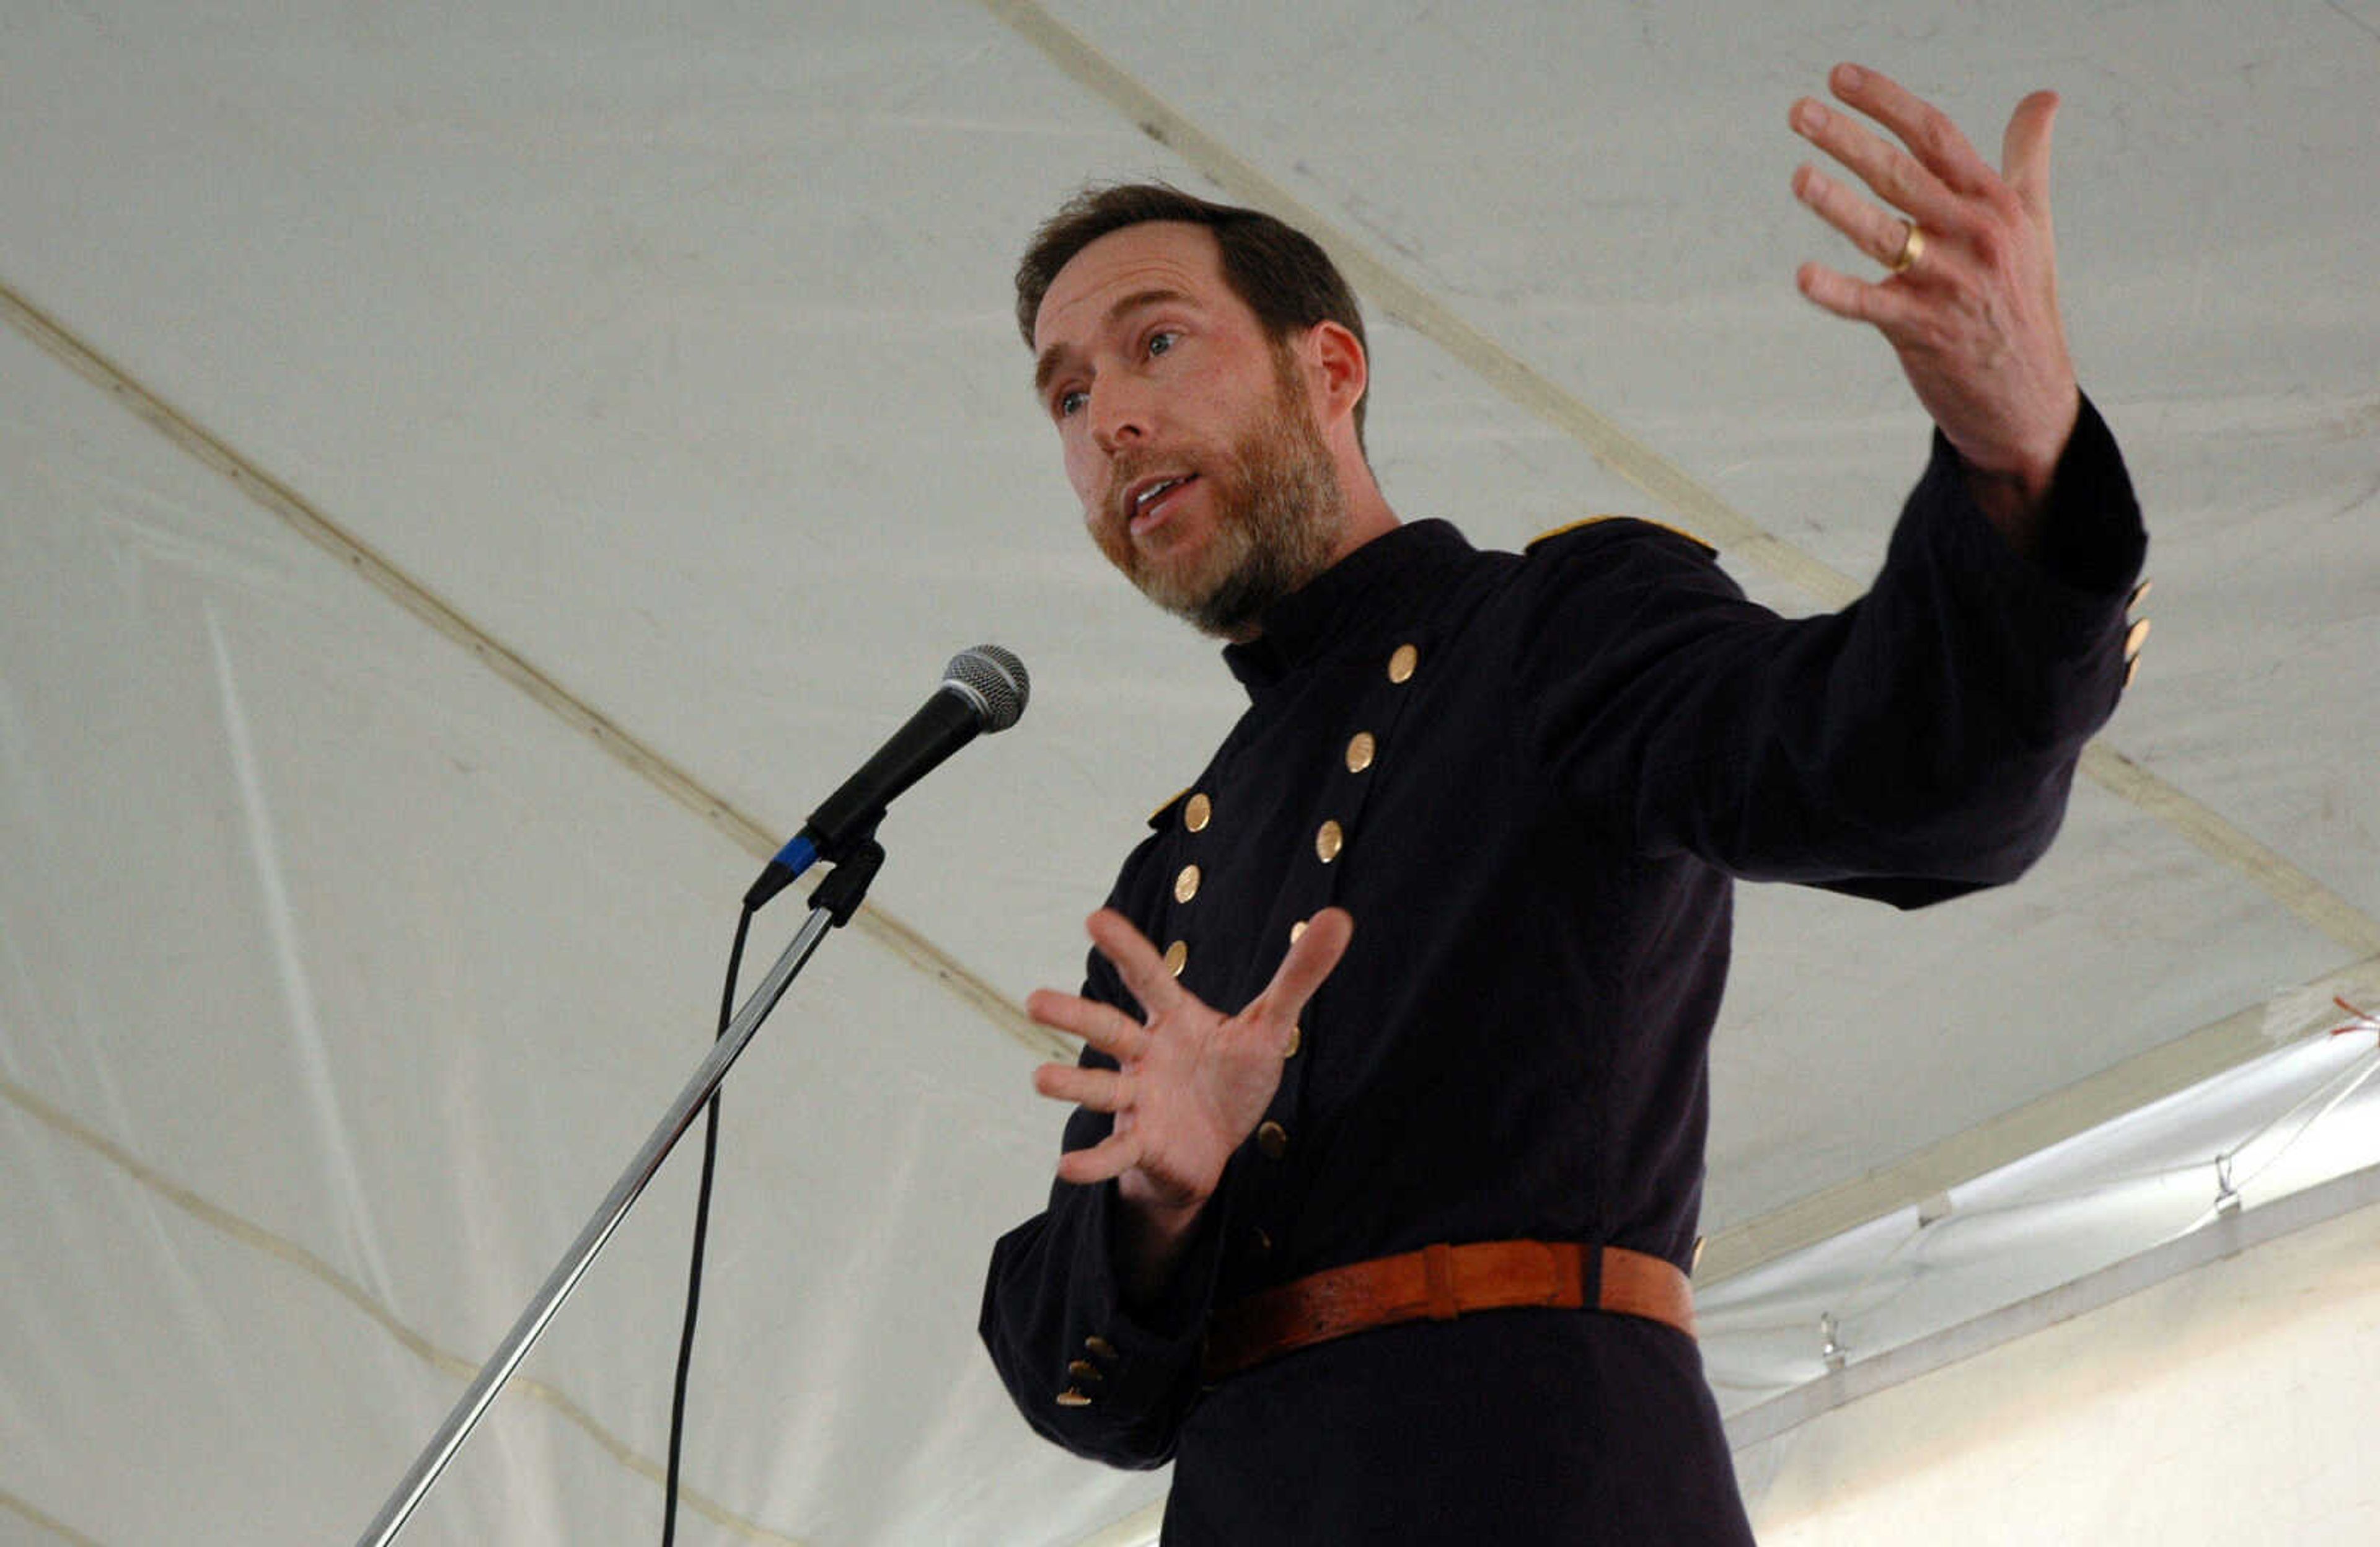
(1055, 388, 1087, 419)
(1146, 329, 1179, 358)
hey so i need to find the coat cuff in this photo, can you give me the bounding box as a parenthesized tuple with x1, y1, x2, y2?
(1033, 1173, 1231, 1440)
(1924, 391, 2147, 604)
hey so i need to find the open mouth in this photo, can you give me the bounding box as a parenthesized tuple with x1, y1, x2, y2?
(1127, 473, 1197, 533)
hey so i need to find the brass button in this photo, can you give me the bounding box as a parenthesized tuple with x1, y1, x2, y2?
(2129, 578, 2154, 610)
(1174, 863, 1202, 904)
(2124, 617, 2151, 660)
(1289, 917, 1307, 943)
(1388, 643, 1419, 684)
(2124, 654, 2142, 689)
(1164, 939, 1188, 977)
(1068, 1359, 1104, 1384)
(1184, 792, 1212, 832)
(1345, 731, 1376, 773)
(1315, 820, 1344, 863)
(1250, 1227, 1273, 1257)
(1257, 1121, 1289, 1159)
(1055, 1388, 1093, 1408)
(1283, 1023, 1302, 1059)
(1083, 1336, 1119, 1361)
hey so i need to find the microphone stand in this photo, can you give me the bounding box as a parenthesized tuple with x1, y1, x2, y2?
(355, 835, 888, 1547)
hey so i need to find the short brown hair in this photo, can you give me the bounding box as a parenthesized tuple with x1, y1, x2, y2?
(1016, 183, 1369, 444)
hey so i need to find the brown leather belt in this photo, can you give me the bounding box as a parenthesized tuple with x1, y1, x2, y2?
(1202, 1240, 1694, 1383)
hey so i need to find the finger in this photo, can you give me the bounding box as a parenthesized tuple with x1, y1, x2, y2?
(2001, 90, 2060, 224)
(1246, 907, 1354, 1030)
(1026, 986, 1152, 1062)
(1033, 1061, 1128, 1113)
(1791, 162, 1934, 274)
(1789, 95, 1964, 235)
(1827, 63, 1997, 198)
(1795, 261, 1926, 332)
(1085, 908, 1189, 1018)
(1056, 1129, 1140, 1186)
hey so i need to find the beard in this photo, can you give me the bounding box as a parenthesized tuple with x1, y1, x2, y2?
(1098, 348, 1347, 640)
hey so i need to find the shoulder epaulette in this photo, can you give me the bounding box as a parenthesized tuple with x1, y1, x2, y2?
(1526, 514, 1716, 560)
(1147, 787, 1191, 828)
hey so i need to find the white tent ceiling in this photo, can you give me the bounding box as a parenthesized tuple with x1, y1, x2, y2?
(2, 2, 2375, 1543)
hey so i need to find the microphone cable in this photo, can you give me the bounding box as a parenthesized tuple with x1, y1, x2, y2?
(656, 645, 1022, 1541)
(661, 897, 757, 1546)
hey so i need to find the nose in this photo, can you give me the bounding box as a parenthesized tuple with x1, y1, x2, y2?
(1086, 376, 1151, 454)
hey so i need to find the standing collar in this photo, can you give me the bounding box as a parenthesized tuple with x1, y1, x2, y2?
(1221, 519, 1474, 696)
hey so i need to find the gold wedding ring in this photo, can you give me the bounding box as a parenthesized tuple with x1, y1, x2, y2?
(1889, 221, 1926, 275)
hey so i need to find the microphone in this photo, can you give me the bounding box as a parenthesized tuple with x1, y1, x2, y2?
(744, 645, 1029, 910)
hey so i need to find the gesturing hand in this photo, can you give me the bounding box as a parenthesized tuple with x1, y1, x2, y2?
(1789, 63, 2081, 529)
(1028, 907, 1353, 1224)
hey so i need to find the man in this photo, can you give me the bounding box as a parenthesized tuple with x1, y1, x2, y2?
(981, 64, 2144, 1542)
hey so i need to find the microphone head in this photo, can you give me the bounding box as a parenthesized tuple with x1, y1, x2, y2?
(942, 645, 1029, 733)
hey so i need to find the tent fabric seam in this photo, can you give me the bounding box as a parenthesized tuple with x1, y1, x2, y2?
(974, 0, 2380, 959)
(0, 1486, 106, 1547)
(0, 29, 2363, 1319)
(0, 273, 1059, 1064)
(2, 36, 2373, 1536)
(0, 1072, 813, 1546)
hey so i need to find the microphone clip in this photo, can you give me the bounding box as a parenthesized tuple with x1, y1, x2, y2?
(742, 821, 884, 921)
(808, 826, 885, 928)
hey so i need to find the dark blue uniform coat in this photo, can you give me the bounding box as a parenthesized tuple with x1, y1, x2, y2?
(982, 402, 2146, 1543)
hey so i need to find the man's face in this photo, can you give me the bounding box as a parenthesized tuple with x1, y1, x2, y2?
(1031, 221, 1345, 638)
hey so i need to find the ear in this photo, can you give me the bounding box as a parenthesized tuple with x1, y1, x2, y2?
(1303, 320, 1369, 428)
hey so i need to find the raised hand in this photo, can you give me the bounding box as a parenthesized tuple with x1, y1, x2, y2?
(1027, 907, 1352, 1290)
(1789, 63, 2081, 534)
